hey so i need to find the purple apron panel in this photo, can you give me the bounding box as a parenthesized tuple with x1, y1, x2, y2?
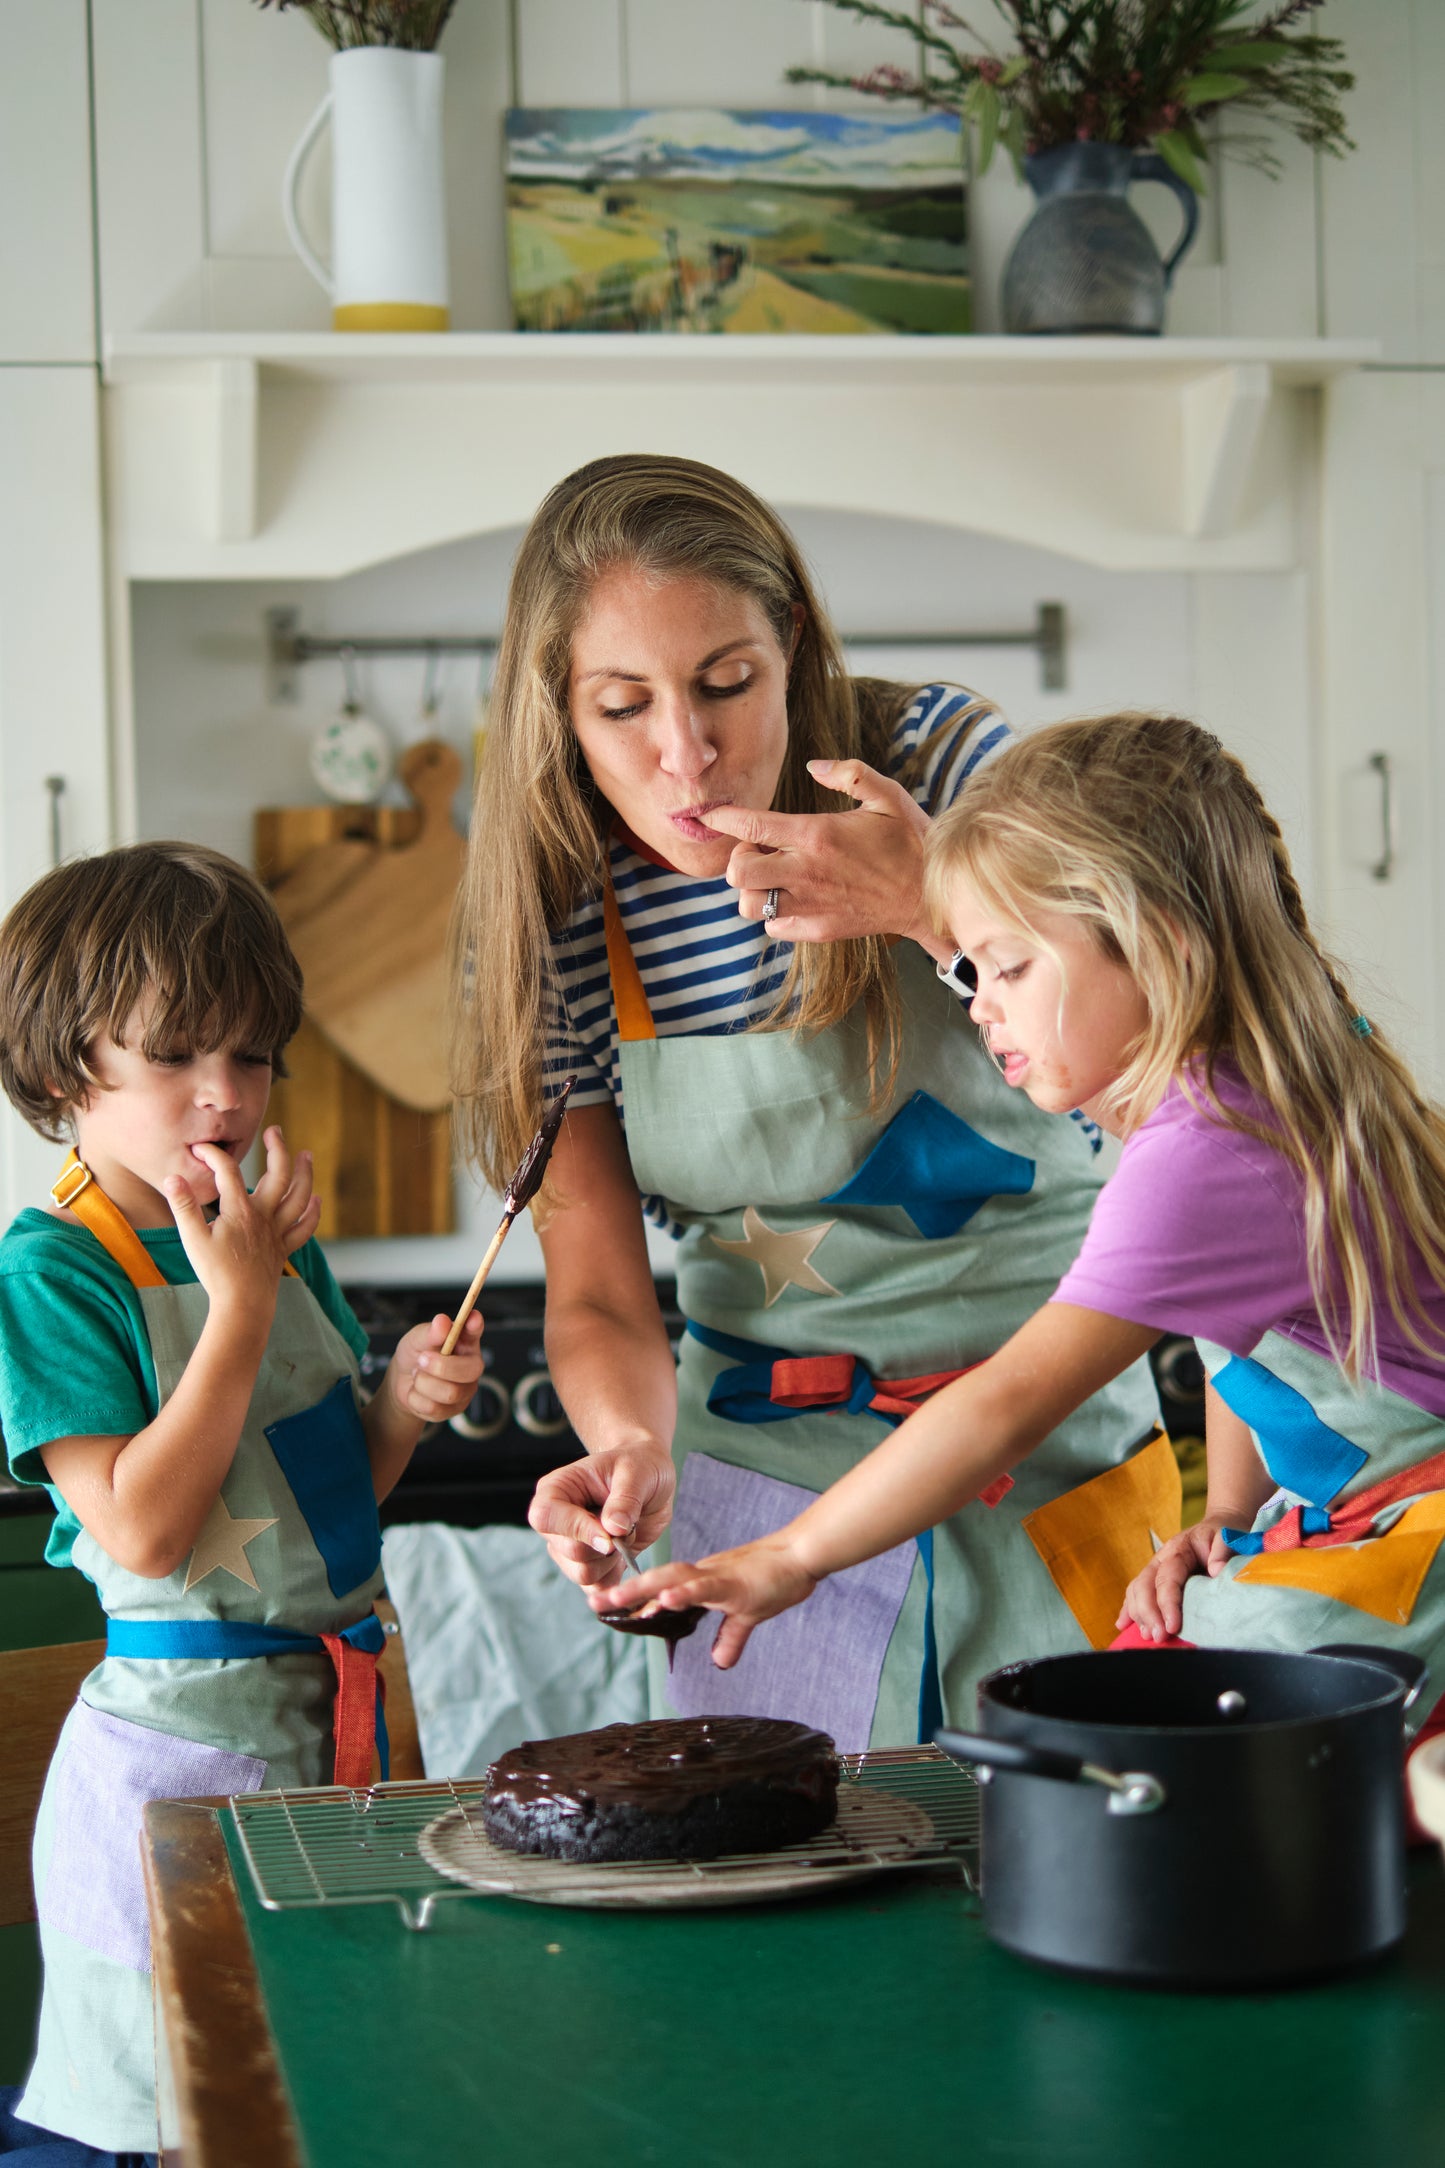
(38, 1699, 267, 1971)
(666, 1453, 915, 1753)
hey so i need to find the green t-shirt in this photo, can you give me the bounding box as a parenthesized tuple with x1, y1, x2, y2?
(0, 1208, 369, 1569)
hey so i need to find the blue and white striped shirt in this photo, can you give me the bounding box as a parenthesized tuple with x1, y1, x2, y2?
(544, 686, 1011, 1194)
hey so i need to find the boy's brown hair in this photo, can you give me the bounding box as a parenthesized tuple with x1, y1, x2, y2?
(0, 842, 304, 1141)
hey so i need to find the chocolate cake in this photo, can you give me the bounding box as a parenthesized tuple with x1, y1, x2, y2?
(482, 1716, 839, 1864)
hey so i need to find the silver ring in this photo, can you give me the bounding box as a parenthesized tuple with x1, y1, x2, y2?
(762, 887, 780, 924)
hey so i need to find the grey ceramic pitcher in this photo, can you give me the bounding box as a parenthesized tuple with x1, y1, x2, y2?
(1002, 142, 1199, 335)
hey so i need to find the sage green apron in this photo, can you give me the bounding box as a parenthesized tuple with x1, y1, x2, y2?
(1183, 1330, 1445, 1707)
(20, 1166, 383, 2156)
(602, 884, 1171, 1748)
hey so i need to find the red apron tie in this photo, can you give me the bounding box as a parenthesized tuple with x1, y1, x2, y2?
(768, 1354, 1015, 1508)
(320, 1631, 383, 1788)
(1262, 1445, 1445, 1553)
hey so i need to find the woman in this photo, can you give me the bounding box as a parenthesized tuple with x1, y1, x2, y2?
(452, 453, 1165, 1749)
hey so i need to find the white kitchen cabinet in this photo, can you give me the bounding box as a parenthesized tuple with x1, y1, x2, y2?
(0, 368, 111, 1218)
(0, 0, 95, 362)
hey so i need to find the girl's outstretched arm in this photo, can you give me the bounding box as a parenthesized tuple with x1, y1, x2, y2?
(593, 1302, 1158, 1666)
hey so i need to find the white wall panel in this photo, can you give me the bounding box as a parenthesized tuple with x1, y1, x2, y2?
(0, 0, 94, 361)
(0, 370, 111, 1220)
(1318, 0, 1420, 359)
(516, 0, 624, 105)
(622, 0, 822, 106)
(92, 0, 207, 336)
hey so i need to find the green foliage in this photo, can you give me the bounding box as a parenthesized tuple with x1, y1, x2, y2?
(786, 0, 1355, 190)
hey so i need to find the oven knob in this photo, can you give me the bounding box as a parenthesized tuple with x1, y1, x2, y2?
(513, 1368, 572, 1438)
(447, 1374, 512, 1442)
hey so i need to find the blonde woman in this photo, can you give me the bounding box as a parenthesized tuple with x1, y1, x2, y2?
(603, 710, 1445, 1770)
(454, 456, 1165, 1748)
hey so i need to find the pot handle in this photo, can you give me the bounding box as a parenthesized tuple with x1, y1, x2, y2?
(1310, 1642, 1429, 1713)
(934, 1727, 1166, 1816)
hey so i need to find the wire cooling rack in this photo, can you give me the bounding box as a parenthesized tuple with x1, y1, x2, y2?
(228, 1745, 980, 1931)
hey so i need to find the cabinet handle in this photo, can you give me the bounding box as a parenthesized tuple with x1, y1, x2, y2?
(1368, 752, 1395, 883)
(44, 776, 65, 868)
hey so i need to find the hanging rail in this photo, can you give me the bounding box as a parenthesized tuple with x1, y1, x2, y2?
(265, 602, 1067, 703)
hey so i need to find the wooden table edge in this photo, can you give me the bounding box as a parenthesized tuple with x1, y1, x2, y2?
(142, 1797, 303, 2168)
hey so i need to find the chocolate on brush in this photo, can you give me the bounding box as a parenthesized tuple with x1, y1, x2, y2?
(505, 1074, 575, 1216)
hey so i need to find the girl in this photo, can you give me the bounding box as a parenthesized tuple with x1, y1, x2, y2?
(597, 710, 1445, 1716)
(0, 843, 483, 2163)
(457, 454, 1166, 1754)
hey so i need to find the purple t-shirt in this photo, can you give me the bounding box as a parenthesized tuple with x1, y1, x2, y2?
(1052, 1067, 1445, 1420)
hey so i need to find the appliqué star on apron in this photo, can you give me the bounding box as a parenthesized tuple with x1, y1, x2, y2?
(601, 874, 1173, 1751)
(1183, 1328, 1445, 1692)
(18, 1153, 386, 2157)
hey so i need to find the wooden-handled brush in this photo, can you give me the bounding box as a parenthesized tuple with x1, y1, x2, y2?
(439, 1075, 575, 1355)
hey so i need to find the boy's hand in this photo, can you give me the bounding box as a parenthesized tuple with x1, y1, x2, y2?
(384, 1312, 485, 1425)
(588, 1532, 819, 1668)
(165, 1127, 319, 1325)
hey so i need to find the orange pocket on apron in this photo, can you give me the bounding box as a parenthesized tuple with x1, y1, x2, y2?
(1236, 1491, 1445, 1626)
(1021, 1429, 1181, 1651)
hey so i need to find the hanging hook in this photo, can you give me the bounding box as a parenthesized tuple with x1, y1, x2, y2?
(339, 644, 362, 715)
(421, 644, 443, 721)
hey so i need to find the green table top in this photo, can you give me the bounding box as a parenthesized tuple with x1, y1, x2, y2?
(218, 1817, 1445, 2168)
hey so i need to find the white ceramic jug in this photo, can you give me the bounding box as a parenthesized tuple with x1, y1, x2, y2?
(284, 47, 449, 331)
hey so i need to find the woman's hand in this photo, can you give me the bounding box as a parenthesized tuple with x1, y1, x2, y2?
(590, 1533, 820, 1667)
(704, 761, 943, 954)
(1117, 1516, 1232, 1641)
(529, 1444, 676, 1590)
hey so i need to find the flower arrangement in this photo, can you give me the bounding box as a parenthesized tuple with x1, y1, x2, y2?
(787, 0, 1354, 193)
(252, 1, 457, 50)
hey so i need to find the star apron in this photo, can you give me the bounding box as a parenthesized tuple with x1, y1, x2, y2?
(601, 882, 1173, 1750)
(1182, 1329, 1445, 1698)
(18, 1157, 385, 2156)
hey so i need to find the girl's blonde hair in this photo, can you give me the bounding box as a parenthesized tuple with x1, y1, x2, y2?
(451, 453, 937, 1201)
(925, 711, 1445, 1381)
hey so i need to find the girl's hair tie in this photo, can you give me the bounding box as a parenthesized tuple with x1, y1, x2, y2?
(1351, 1013, 1373, 1038)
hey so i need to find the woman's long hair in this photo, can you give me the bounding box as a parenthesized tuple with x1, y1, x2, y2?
(450, 454, 935, 1201)
(925, 711, 1445, 1381)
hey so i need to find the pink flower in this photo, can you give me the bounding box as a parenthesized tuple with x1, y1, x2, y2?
(852, 64, 913, 94)
(976, 57, 1003, 86)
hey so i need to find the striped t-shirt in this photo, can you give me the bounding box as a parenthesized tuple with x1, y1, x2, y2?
(544, 685, 1010, 1226)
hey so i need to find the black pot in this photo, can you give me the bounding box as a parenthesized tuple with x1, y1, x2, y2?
(936, 1643, 1427, 1988)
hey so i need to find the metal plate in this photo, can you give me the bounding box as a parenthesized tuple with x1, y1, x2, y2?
(415, 1786, 940, 1909)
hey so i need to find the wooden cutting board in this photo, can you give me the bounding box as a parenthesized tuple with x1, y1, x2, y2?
(254, 784, 455, 1242)
(268, 739, 465, 1113)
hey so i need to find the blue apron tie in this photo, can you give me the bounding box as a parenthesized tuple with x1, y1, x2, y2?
(106, 1611, 390, 1779)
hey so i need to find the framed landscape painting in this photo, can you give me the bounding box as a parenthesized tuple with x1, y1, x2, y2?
(504, 107, 969, 336)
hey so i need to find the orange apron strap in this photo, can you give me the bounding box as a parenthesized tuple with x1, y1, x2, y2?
(51, 1148, 298, 1287)
(52, 1151, 168, 1289)
(602, 868, 657, 1044)
(319, 1631, 382, 1787)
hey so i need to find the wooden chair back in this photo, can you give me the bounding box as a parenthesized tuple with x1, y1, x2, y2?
(0, 1637, 103, 1928)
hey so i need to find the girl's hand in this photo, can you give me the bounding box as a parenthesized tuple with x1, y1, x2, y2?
(590, 1534, 819, 1668)
(385, 1312, 484, 1425)
(1117, 1517, 1232, 1641)
(164, 1127, 319, 1325)
(529, 1445, 676, 1589)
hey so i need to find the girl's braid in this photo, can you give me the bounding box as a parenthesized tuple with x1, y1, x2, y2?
(1225, 745, 1359, 1018)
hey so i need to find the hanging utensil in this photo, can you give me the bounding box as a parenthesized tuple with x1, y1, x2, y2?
(439, 1076, 575, 1356)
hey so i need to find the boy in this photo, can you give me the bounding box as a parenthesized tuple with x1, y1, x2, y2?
(0, 842, 482, 2161)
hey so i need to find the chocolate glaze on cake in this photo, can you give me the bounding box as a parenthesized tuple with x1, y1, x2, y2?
(483, 1716, 839, 1864)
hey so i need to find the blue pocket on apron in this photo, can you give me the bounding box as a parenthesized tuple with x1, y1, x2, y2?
(666, 1454, 915, 1754)
(38, 1701, 266, 1971)
(265, 1373, 382, 1598)
(821, 1089, 1034, 1238)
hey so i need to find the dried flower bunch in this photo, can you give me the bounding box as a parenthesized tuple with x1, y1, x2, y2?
(253, 0, 457, 51)
(788, 0, 1354, 192)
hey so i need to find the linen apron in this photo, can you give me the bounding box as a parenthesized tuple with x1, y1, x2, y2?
(601, 884, 1172, 1750)
(1182, 1329, 1445, 1701)
(19, 1157, 385, 2156)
